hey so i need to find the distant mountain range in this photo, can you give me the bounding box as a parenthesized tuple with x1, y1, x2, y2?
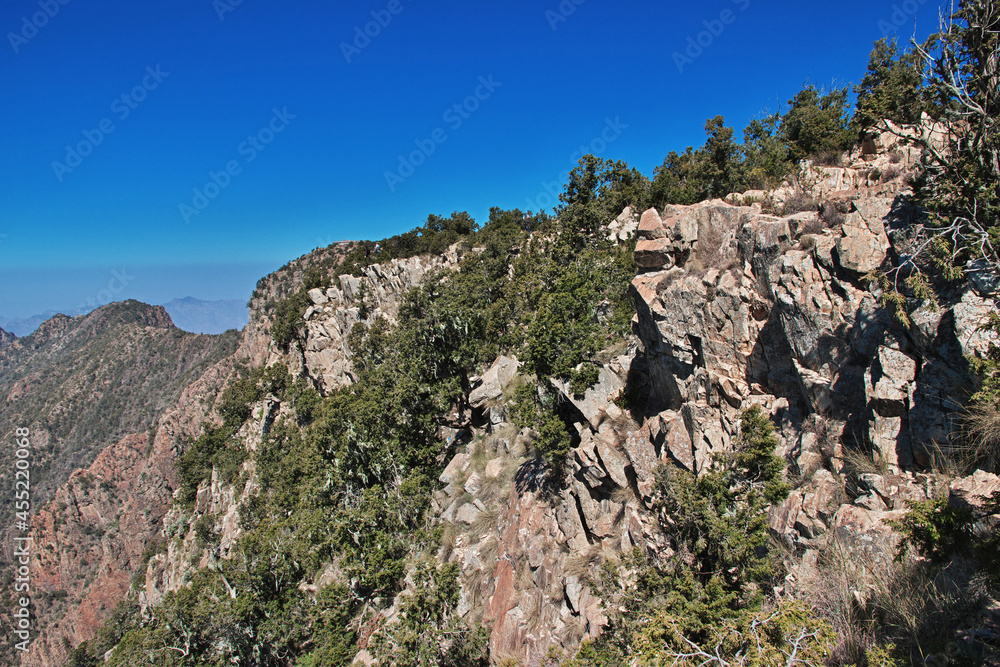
(0, 297, 249, 336)
(160, 297, 249, 335)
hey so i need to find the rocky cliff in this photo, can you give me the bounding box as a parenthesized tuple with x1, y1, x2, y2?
(0, 326, 14, 349)
(15, 130, 1000, 665)
(403, 143, 999, 663)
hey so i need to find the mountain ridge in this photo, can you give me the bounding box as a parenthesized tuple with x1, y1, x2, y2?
(0, 297, 251, 337)
(29, 143, 1000, 665)
(0, 299, 244, 667)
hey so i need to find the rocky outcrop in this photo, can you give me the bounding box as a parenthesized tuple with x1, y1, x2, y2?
(606, 206, 639, 245)
(629, 187, 992, 478)
(627, 176, 997, 622)
(470, 356, 520, 409)
(430, 351, 649, 665)
(290, 249, 462, 392)
(0, 326, 14, 349)
(419, 185, 1000, 660)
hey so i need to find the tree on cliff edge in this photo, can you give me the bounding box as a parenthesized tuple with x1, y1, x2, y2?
(908, 0, 1000, 282)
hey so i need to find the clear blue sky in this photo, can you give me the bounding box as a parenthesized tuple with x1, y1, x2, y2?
(0, 0, 942, 319)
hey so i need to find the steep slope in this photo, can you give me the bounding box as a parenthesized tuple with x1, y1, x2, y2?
(0, 326, 14, 348)
(11, 246, 356, 667)
(19, 357, 241, 667)
(0, 301, 240, 528)
(0, 302, 240, 666)
(32, 131, 1000, 665)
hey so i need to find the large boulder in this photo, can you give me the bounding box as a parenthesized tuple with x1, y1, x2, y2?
(637, 207, 668, 240)
(835, 202, 892, 274)
(469, 356, 520, 409)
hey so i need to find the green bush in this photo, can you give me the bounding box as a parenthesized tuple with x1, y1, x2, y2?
(560, 155, 651, 240)
(650, 116, 742, 206)
(337, 211, 479, 277)
(741, 112, 792, 191)
(370, 560, 491, 666)
(177, 426, 235, 507)
(892, 499, 973, 563)
(271, 289, 312, 349)
(779, 85, 855, 163)
(511, 381, 574, 476)
(854, 37, 926, 134)
(572, 407, 791, 662)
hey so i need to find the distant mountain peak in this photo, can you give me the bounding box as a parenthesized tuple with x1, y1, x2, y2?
(1, 297, 250, 337)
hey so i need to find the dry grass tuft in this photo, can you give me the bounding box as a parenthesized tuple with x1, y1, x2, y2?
(469, 505, 503, 537)
(693, 218, 740, 273)
(518, 561, 536, 590)
(814, 150, 845, 167)
(564, 544, 605, 581)
(467, 439, 494, 474)
(611, 485, 634, 507)
(880, 164, 904, 183)
(782, 191, 819, 216)
(961, 401, 1000, 474)
(476, 534, 500, 567)
(807, 532, 991, 666)
(841, 444, 890, 477)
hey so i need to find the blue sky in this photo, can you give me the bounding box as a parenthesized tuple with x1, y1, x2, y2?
(0, 0, 942, 320)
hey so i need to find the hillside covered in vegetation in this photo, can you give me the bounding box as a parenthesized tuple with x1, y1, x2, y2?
(7, 2, 1000, 666)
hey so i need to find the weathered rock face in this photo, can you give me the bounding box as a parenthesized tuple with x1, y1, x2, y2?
(291, 249, 462, 393)
(431, 351, 656, 666)
(630, 191, 990, 481)
(470, 356, 520, 409)
(0, 326, 15, 349)
(606, 206, 639, 245)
